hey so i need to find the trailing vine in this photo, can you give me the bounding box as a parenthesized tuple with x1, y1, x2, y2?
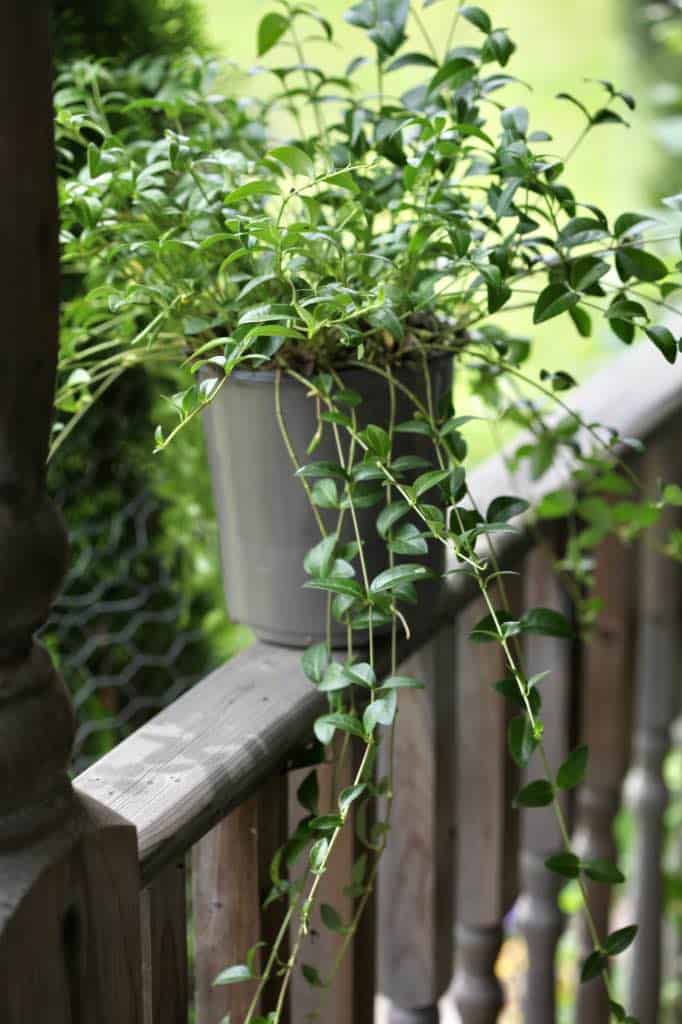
(51, 3, 682, 1021)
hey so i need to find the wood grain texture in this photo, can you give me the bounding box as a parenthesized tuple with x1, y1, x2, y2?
(378, 627, 456, 1015)
(624, 427, 682, 1024)
(516, 541, 572, 1024)
(77, 642, 314, 884)
(141, 861, 188, 1024)
(0, 794, 143, 1023)
(193, 775, 289, 1024)
(289, 739, 355, 1024)
(573, 529, 635, 1024)
(453, 595, 519, 926)
(451, 590, 520, 1024)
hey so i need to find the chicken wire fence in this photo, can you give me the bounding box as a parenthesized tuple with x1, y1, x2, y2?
(43, 373, 218, 774)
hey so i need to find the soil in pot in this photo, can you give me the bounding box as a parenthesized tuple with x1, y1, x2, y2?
(204, 356, 454, 648)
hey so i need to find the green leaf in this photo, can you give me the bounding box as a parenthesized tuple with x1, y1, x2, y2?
(414, 468, 450, 497)
(514, 779, 555, 808)
(297, 770, 319, 814)
(470, 609, 518, 643)
(482, 28, 516, 66)
(520, 607, 573, 639)
(305, 576, 364, 600)
(257, 11, 289, 55)
(570, 305, 593, 338)
(536, 489, 576, 520)
(386, 51, 438, 72)
(314, 712, 365, 744)
(302, 643, 329, 685)
(344, 662, 376, 687)
(508, 715, 537, 767)
(614, 212, 653, 237)
(321, 903, 345, 933)
(267, 145, 314, 178)
(303, 536, 338, 578)
(388, 522, 428, 555)
(556, 745, 588, 790)
(583, 858, 625, 885)
(569, 255, 609, 292)
(309, 838, 329, 873)
(339, 783, 367, 815)
(394, 418, 433, 437)
(487, 495, 529, 523)
(646, 325, 678, 364)
(360, 424, 392, 460)
(533, 283, 579, 324)
(377, 501, 410, 537)
(616, 246, 668, 283)
(311, 813, 344, 832)
(580, 950, 607, 983)
(545, 852, 581, 879)
(370, 563, 434, 593)
(461, 5, 492, 33)
(363, 690, 398, 734)
(663, 483, 682, 507)
(319, 662, 352, 692)
(428, 57, 477, 94)
(302, 963, 325, 987)
(604, 925, 638, 956)
(214, 964, 253, 986)
(311, 479, 340, 508)
(380, 675, 424, 690)
(225, 181, 281, 204)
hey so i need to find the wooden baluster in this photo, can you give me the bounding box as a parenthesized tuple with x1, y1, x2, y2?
(516, 541, 572, 1024)
(288, 736, 357, 1024)
(141, 861, 189, 1024)
(0, 5, 143, 1021)
(573, 529, 634, 1023)
(450, 594, 520, 1024)
(379, 626, 457, 1024)
(193, 775, 289, 1023)
(624, 429, 682, 1024)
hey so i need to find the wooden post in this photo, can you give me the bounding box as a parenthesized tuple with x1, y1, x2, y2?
(516, 541, 572, 1024)
(624, 428, 682, 1024)
(141, 861, 189, 1024)
(574, 529, 634, 1024)
(193, 775, 289, 1023)
(378, 626, 457, 1024)
(0, 5, 143, 1020)
(450, 594, 519, 1024)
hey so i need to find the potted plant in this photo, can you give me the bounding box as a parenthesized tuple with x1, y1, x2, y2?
(55, 3, 682, 1018)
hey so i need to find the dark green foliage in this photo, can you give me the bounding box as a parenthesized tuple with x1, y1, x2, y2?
(52, 0, 205, 62)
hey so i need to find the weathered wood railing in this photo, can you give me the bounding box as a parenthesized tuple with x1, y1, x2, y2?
(1, 6, 681, 1021)
(28, 341, 682, 1024)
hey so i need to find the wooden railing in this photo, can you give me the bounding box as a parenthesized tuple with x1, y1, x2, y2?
(66, 341, 682, 1024)
(1, 8, 681, 1022)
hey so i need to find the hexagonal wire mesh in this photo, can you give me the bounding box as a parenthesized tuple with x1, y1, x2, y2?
(44, 371, 219, 774)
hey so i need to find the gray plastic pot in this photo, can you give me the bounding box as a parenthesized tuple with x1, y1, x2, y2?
(203, 356, 453, 648)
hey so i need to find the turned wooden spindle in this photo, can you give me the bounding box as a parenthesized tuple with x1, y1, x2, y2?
(574, 530, 634, 1024)
(0, 6, 142, 1020)
(450, 593, 520, 1024)
(380, 627, 457, 1024)
(624, 428, 682, 1024)
(516, 542, 572, 1024)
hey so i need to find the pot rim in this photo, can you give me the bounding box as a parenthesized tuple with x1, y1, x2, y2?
(223, 349, 455, 386)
